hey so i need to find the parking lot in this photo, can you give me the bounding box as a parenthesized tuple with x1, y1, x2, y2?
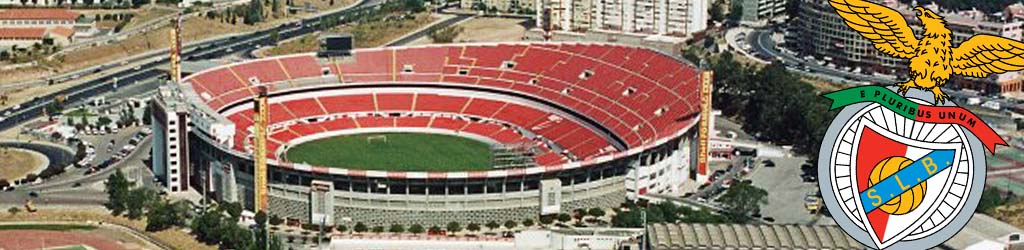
(747, 156, 825, 225)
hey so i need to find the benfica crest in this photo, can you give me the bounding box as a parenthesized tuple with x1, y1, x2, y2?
(818, 87, 1006, 249)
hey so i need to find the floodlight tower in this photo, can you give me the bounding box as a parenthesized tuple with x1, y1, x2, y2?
(168, 15, 182, 83)
(253, 86, 270, 212)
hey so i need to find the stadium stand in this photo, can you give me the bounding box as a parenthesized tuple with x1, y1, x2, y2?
(191, 43, 700, 154)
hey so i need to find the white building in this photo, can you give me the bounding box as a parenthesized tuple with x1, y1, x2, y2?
(535, 0, 708, 38)
(151, 86, 191, 193)
(736, 0, 787, 26)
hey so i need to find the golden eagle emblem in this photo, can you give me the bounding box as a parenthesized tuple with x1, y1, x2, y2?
(829, 0, 1024, 102)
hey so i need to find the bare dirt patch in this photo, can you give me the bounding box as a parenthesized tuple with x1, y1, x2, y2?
(0, 229, 126, 250)
(264, 13, 438, 56)
(453, 17, 529, 43)
(407, 17, 529, 45)
(0, 148, 43, 181)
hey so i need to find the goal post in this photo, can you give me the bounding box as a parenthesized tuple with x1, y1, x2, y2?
(366, 135, 388, 144)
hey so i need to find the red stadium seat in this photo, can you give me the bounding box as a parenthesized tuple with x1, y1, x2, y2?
(185, 43, 704, 166)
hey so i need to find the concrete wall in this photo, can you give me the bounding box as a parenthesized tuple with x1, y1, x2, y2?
(260, 176, 625, 226)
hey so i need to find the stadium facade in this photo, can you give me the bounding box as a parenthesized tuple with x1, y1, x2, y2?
(155, 43, 709, 226)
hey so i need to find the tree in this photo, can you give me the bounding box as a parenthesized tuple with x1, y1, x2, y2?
(409, 224, 424, 234)
(717, 181, 769, 222)
(466, 222, 480, 232)
(245, 0, 264, 25)
(371, 225, 385, 233)
(557, 213, 572, 223)
(446, 221, 461, 233)
(354, 222, 368, 233)
(521, 218, 534, 227)
(539, 215, 554, 225)
(269, 214, 284, 225)
(255, 211, 268, 226)
(8, 207, 19, 215)
(503, 220, 517, 230)
(612, 209, 642, 228)
(727, 3, 743, 24)
(679, 206, 732, 223)
(403, 0, 424, 11)
(219, 202, 243, 219)
(125, 187, 157, 219)
(978, 189, 1010, 214)
(105, 170, 131, 215)
(146, 200, 188, 231)
(191, 210, 225, 244)
(269, 30, 280, 43)
(97, 116, 112, 126)
(218, 222, 254, 250)
(269, 235, 284, 250)
(485, 221, 500, 231)
(709, 0, 725, 23)
(389, 224, 404, 233)
(428, 26, 463, 43)
(588, 208, 606, 217)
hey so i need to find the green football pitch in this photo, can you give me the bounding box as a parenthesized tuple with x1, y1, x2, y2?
(284, 133, 494, 171)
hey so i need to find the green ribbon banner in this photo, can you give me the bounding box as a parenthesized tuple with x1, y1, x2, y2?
(823, 86, 918, 119)
(822, 86, 1007, 153)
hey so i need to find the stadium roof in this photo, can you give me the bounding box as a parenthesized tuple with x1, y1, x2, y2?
(0, 8, 79, 21)
(650, 214, 1024, 250)
(647, 223, 861, 249)
(943, 214, 1023, 249)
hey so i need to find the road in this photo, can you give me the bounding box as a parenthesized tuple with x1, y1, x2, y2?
(0, 0, 384, 133)
(745, 27, 1023, 111)
(0, 0, 393, 209)
(384, 14, 473, 47)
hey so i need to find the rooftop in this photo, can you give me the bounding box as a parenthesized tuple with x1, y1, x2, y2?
(944, 214, 1024, 249)
(0, 28, 47, 39)
(0, 8, 79, 21)
(647, 223, 861, 249)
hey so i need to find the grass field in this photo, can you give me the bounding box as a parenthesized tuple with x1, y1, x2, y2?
(285, 133, 493, 171)
(0, 224, 97, 231)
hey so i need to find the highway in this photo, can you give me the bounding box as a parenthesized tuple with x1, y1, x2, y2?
(744, 27, 1023, 111)
(0, 0, 383, 132)
(0, 0, 387, 208)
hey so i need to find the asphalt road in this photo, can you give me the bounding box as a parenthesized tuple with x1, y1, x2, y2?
(745, 27, 1022, 111)
(0, 0, 393, 209)
(0, 0, 383, 133)
(384, 13, 474, 47)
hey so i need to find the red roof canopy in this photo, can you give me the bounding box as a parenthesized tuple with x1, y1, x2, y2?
(0, 9, 79, 21)
(0, 28, 47, 39)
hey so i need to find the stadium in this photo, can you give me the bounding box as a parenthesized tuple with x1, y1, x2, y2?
(160, 42, 710, 226)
